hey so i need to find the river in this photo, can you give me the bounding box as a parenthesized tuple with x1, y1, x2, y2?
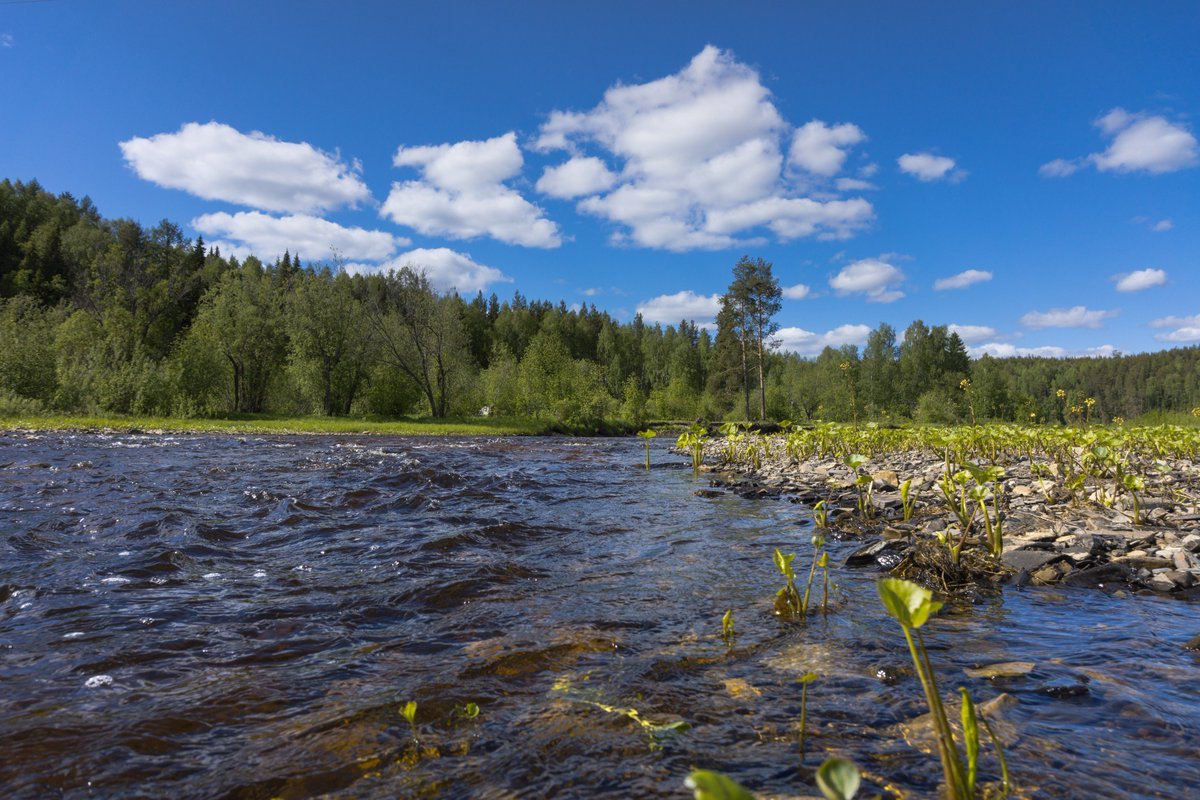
(1, 432, 1197, 798)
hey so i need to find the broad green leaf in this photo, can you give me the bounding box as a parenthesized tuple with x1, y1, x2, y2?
(401, 700, 417, 724)
(877, 578, 942, 629)
(798, 671, 818, 684)
(816, 757, 861, 800)
(684, 770, 755, 800)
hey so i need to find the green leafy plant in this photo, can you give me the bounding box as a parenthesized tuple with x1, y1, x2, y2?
(401, 699, 419, 743)
(798, 671, 818, 764)
(684, 770, 755, 800)
(813, 498, 830, 530)
(816, 757, 861, 800)
(457, 701, 480, 720)
(637, 428, 656, 469)
(721, 608, 735, 648)
(899, 478, 916, 521)
(773, 547, 803, 616)
(877, 578, 1010, 799)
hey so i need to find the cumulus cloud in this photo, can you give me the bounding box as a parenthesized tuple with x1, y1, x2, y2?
(536, 156, 619, 199)
(782, 283, 812, 300)
(829, 258, 904, 303)
(193, 211, 403, 263)
(1149, 312, 1200, 343)
(933, 269, 992, 291)
(776, 324, 871, 357)
(1019, 305, 1117, 329)
(1113, 268, 1167, 292)
(1, 33, 13, 48)
(1042, 108, 1199, 177)
(947, 324, 998, 343)
(346, 247, 510, 294)
(635, 290, 722, 326)
(381, 132, 561, 248)
(971, 342, 1116, 358)
(788, 120, 866, 176)
(1152, 219, 1173, 232)
(897, 152, 963, 182)
(120, 121, 370, 214)
(534, 46, 874, 251)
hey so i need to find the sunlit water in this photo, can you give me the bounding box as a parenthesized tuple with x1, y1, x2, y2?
(1, 433, 1197, 798)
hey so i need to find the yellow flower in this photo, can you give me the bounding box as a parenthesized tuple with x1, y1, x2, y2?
(1056, 389, 1066, 399)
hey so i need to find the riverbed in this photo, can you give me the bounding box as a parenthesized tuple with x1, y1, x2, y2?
(1, 433, 1197, 798)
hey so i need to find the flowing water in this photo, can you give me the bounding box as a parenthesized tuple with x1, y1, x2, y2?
(1, 432, 1198, 799)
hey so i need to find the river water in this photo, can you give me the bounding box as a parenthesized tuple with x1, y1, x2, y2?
(1, 432, 1198, 799)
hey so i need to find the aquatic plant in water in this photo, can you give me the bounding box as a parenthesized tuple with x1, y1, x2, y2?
(721, 608, 736, 648)
(773, 547, 803, 616)
(677, 424, 708, 473)
(797, 671, 817, 764)
(402, 700, 419, 744)
(816, 757, 861, 800)
(877, 578, 1010, 799)
(637, 428, 656, 470)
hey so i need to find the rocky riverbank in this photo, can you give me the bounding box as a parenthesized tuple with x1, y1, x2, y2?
(687, 438, 1200, 599)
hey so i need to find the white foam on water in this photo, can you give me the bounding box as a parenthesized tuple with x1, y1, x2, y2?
(63, 632, 85, 639)
(101, 576, 131, 584)
(84, 674, 113, 689)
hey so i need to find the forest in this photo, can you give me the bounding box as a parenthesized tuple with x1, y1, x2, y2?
(2, 178, 1199, 428)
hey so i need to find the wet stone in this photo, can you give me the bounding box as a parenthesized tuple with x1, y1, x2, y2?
(1002, 549, 1065, 572)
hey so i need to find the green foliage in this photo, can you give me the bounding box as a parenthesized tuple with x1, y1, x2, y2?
(816, 757, 861, 800)
(684, 770, 755, 800)
(1, 179, 1198, 423)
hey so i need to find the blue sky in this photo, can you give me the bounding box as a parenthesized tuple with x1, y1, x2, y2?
(2, 1, 1198, 356)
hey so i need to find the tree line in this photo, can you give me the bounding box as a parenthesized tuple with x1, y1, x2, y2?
(2, 178, 1198, 427)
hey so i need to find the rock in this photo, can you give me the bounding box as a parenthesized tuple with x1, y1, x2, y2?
(1061, 562, 1135, 590)
(924, 518, 946, 533)
(1010, 484, 1034, 497)
(872, 469, 900, 490)
(1150, 573, 1179, 592)
(1163, 570, 1196, 589)
(965, 661, 1036, 679)
(844, 539, 908, 568)
(1115, 555, 1173, 570)
(1181, 534, 1200, 553)
(1039, 681, 1089, 699)
(693, 489, 723, 498)
(1175, 550, 1197, 571)
(1032, 565, 1059, 584)
(1002, 549, 1065, 572)
(1183, 634, 1200, 651)
(873, 664, 911, 685)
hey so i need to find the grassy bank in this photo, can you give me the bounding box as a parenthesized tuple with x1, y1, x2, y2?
(0, 413, 572, 437)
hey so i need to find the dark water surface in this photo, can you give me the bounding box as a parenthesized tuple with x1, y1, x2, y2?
(1, 433, 1198, 799)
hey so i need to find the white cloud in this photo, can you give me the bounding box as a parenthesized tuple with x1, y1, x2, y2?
(829, 258, 904, 303)
(1152, 219, 1173, 232)
(971, 342, 1115, 358)
(1114, 268, 1167, 292)
(635, 290, 722, 326)
(1149, 312, 1200, 329)
(782, 283, 812, 300)
(534, 46, 874, 251)
(776, 324, 871, 357)
(835, 177, 878, 191)
(1149, 312, 1200, 343)
(933, 269, 992, 290)
(898, 152, 962, 182)
(193, 211, 403, 264)
(536, 156, 618, 199)
(1044, 109, 1199, 177)
(788, 120, 866, 176)
(119, 121, 370, 214)
(381, 132, 561, 248)
(1155, 327, 1200, 343)
(1019, 305, 1118, 329)
(1, 33, 13, 48)
(948, 324, 998, 343)
(1039, 158, 1081, 178)
(345, 247, 510, 294)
